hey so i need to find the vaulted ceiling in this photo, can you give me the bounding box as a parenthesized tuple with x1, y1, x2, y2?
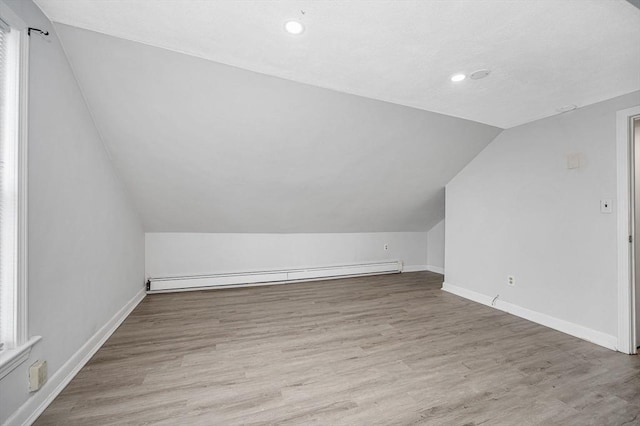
(31, 0, 640, 233)
(49, 23, 501, 232)
(34, 0, 640, 128)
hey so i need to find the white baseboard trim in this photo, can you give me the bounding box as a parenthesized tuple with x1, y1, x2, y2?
(425, 265, 444, 274)
(402, 265, 429, 273)
(5, 288, 146, 426)
(441, 282, 618, 351)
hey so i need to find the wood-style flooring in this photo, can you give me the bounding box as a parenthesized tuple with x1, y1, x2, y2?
(35, 272, 640, 425)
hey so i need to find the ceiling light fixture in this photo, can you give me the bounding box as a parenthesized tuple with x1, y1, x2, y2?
(451, 74, 466, 82)
(285, 20, 304, 35)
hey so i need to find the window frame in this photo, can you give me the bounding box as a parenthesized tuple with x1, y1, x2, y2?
(0, 2, 38, 380)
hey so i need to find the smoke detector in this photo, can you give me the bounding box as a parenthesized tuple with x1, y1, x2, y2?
(469, 69, 491, 80)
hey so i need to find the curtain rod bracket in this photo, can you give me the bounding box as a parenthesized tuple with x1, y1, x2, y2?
(27, 28, 49, 37)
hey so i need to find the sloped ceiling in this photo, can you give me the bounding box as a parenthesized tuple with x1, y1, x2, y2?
(35, 0, 640, 128)
(31, 1, 639, 233)
(51, 24, 500, 233)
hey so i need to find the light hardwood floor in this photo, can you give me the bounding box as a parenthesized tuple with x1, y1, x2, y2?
(35, 272, 640, 425)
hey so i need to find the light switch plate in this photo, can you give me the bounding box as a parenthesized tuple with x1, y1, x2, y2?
(567, 153, 581, 169)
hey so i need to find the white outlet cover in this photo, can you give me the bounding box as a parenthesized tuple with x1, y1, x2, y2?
(600, 199, 613, 214)
(29, 360, 47, 392)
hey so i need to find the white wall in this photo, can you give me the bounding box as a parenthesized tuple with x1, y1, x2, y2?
(445, 91, 640, 348)
(0, 1, 145, 424)
(146, 232, 428, 278)
(426, 219, 445, 274)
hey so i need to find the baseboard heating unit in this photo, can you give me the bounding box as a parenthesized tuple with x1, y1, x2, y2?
(147, 260, 403, 293)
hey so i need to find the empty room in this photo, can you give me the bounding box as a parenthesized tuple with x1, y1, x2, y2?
(1, 0, 639, 424)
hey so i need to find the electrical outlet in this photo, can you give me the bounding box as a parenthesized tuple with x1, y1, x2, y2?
(507, 276, 515, 287)
(384, 244, 389, 251)
(29, 360, 47, 392)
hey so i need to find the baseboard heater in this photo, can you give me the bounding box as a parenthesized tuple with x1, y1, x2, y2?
(146, 260, 403, 293)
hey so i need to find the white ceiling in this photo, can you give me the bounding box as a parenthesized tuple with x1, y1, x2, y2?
(51, 24, 500, 232)
(34, 0, 640, 129)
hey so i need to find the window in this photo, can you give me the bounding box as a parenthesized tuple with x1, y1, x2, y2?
(0, 5, 35, 379)
(0, 15, 18, 351)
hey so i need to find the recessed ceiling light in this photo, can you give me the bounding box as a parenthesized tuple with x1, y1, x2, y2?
(451, 74, 466, 82)
(285, 20, 304, 35)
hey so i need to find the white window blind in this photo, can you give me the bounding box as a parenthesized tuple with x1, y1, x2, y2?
(0, 17, 18, 351)
(0, 18, 10, 351)
(0, 7, 34, 377)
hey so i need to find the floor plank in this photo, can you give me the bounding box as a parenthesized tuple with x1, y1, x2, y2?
(35, 272, 640, 425)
